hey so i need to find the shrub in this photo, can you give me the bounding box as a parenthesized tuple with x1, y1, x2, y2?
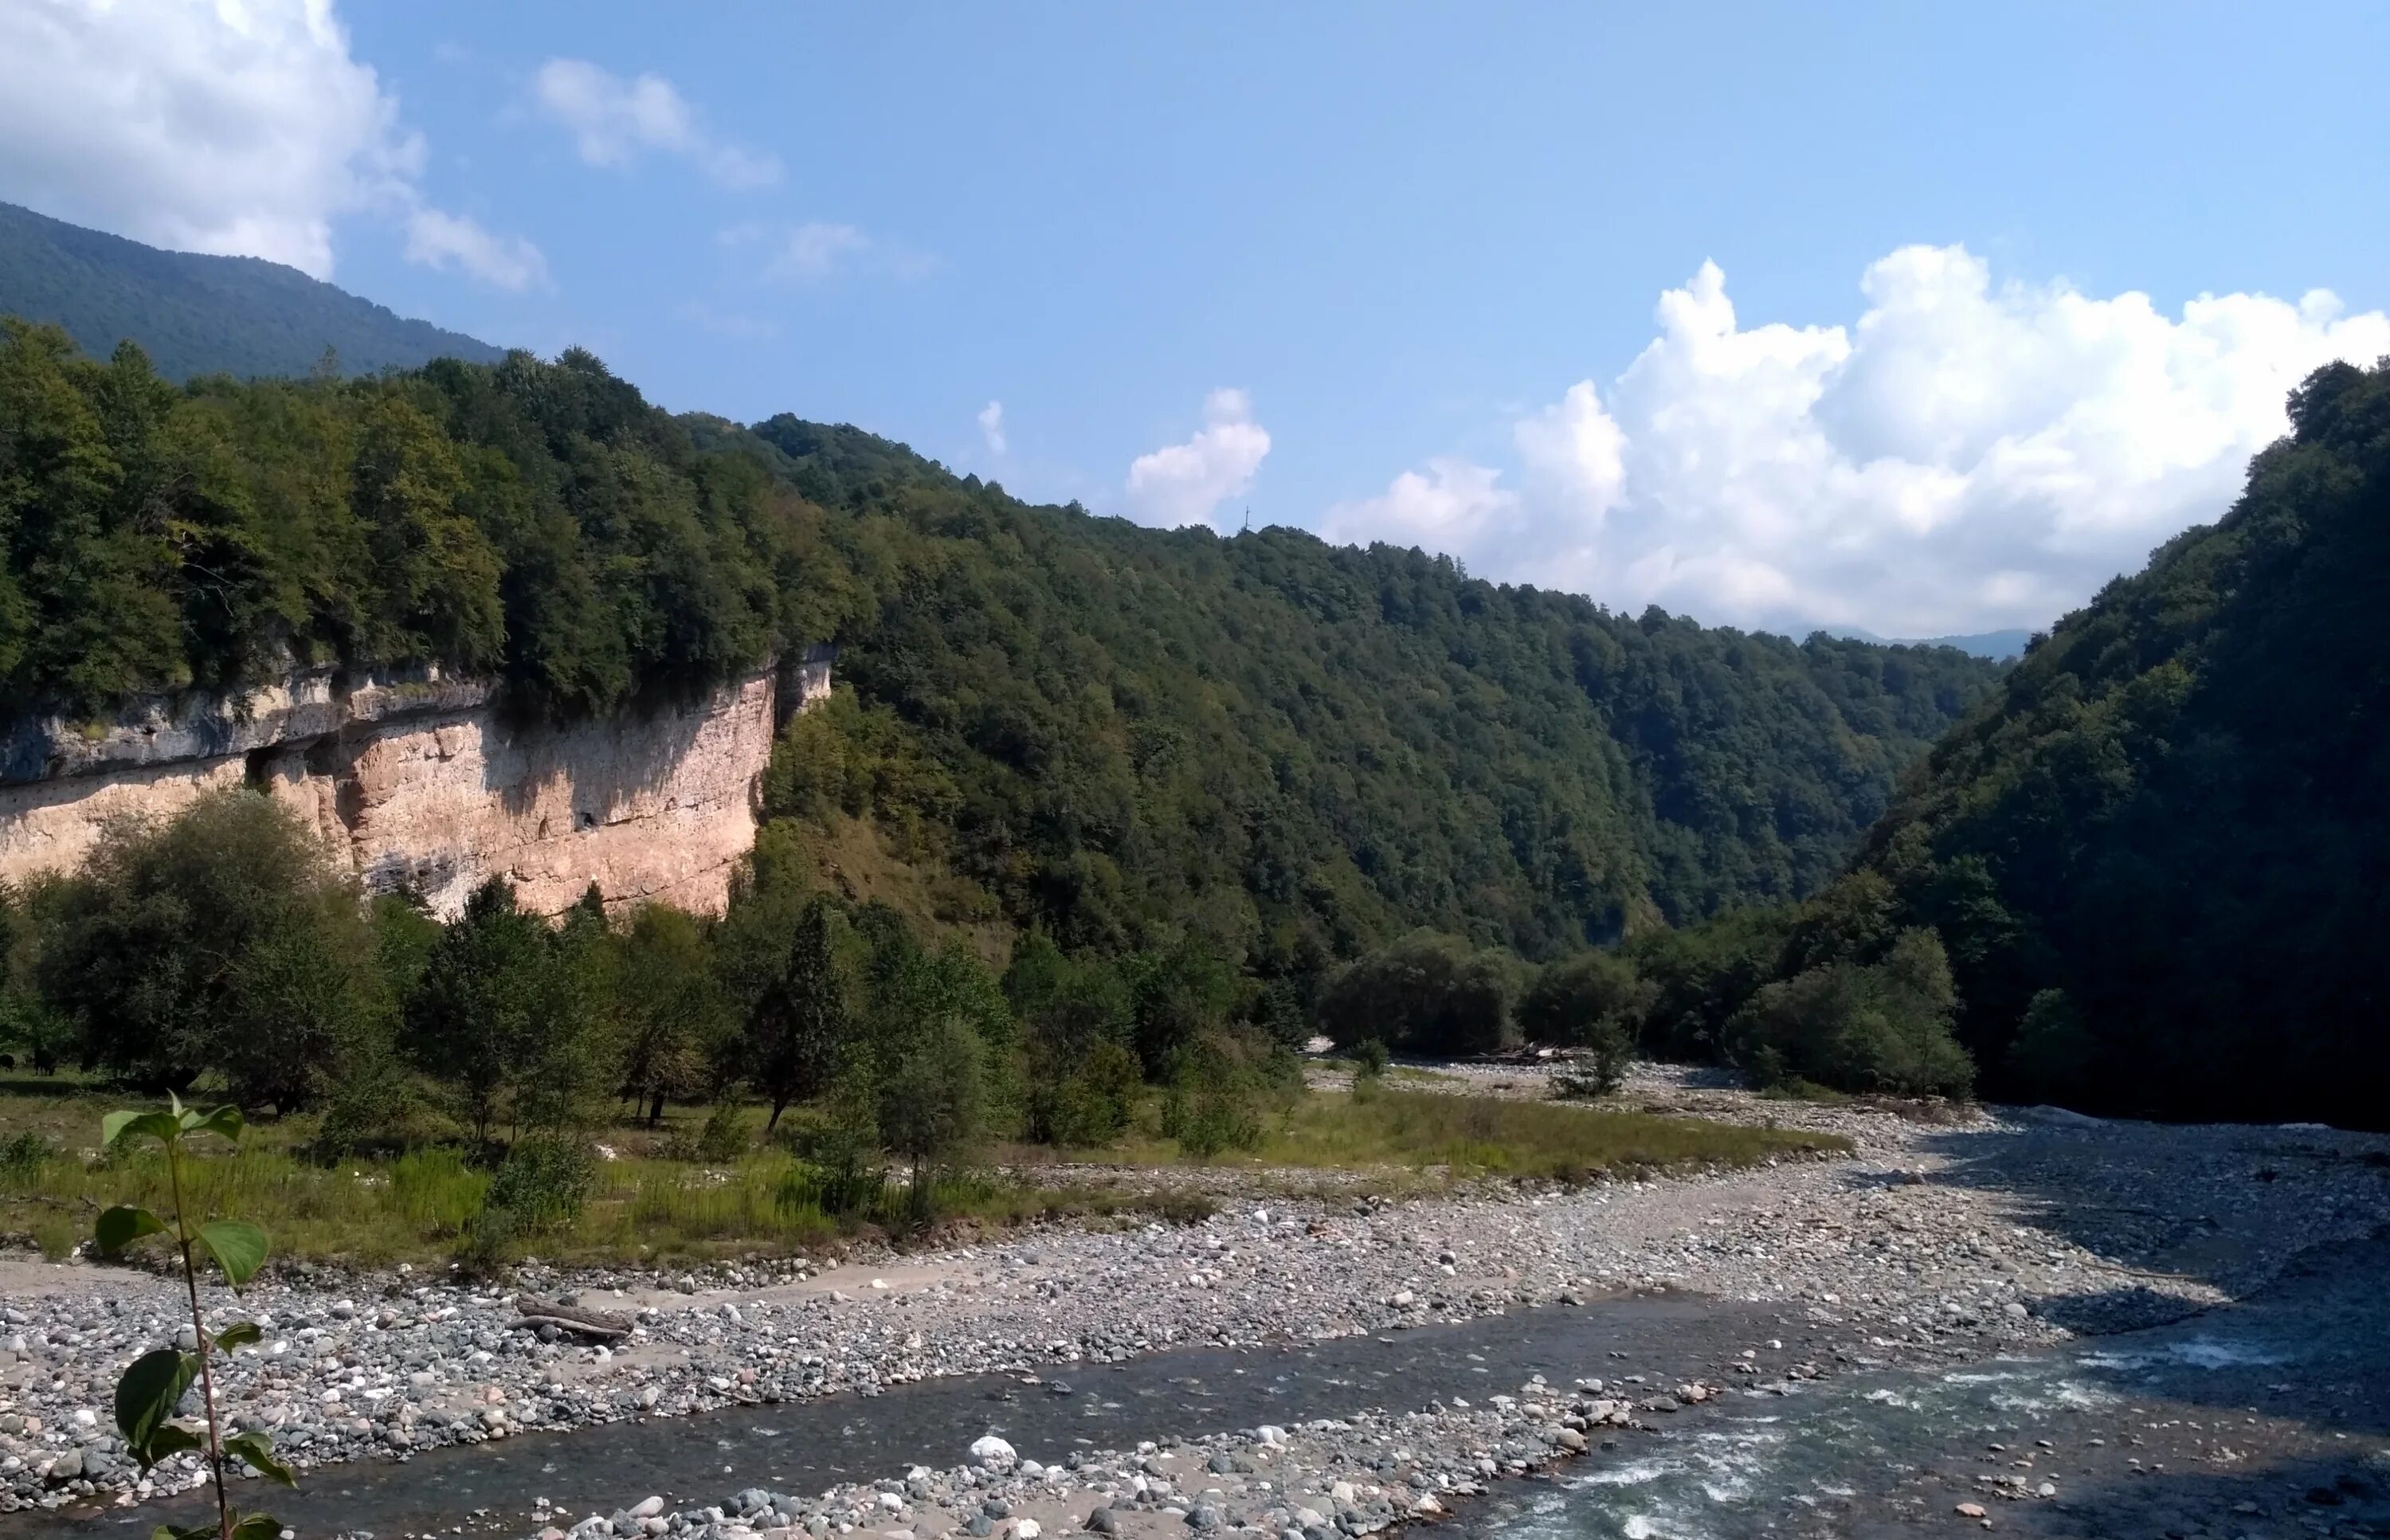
(1160, 1033, 1274, 1158)
(0, 1129, 52, 1182)
(694, 1104, 754, 1162)
(485, 1136, 598, 1232)
(1027, 1040, 1143, 1147)
(451, 1205, 521, 1279)
(2005, 988, 2094, 1098)
(1518, 950, 1654, 1048)
(1724, 929, 1974, 1098)
(1314, 931, 1518, 1057)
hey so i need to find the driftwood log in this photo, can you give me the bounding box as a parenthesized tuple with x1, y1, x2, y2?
(514, 1295, 633, 1341)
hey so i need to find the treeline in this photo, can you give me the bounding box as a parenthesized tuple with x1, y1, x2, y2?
(1765, 359, 2390, 1126)
(1303, 884, 1970, 1103)
(2, 315, 1999, 1005)
(0, 318, 821, 722)
(1589, 360, 2390, 1125)
(0, 789, 1301, 1174)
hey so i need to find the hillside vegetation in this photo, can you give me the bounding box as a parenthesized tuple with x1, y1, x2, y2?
(0, 315, 1996, 982)
(0, 202, 503, 382)
(1649, 360, 2390, 1124)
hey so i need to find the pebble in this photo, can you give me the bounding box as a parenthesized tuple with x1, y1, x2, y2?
(6, 1065, 2385, 1518)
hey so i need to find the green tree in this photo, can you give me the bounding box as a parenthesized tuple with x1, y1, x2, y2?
(1725, 928, 1972, 1097)
(876, 1014, 988, 1196)
(404, 877, 603, 1144)
(1518, 950, 1654, 1048)
(607, 903, 731, 1125)
(37, 790, 387, 1110)
(2005, 988, 2094, 1099)
(1314, 931, 1518, 1056)
(742, 895, 851, 1131)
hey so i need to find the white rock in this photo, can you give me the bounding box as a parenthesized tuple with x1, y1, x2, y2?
(969, 1436, 1017, 1470)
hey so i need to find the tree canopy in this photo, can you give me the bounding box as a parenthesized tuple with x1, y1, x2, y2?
(1699, 359, 2390, 1123)
(1, 314, 1999, 977)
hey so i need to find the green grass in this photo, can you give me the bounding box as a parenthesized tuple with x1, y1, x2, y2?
(1250, 1087, 1839, 1181)
(0, 1081, 1841, 1270)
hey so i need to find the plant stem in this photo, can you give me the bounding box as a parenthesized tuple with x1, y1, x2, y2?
(168, 1138, 233, 1540)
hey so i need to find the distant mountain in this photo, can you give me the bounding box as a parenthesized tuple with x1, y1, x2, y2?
(0, 201, 503, 380)
(1828, 625, 2032, 660)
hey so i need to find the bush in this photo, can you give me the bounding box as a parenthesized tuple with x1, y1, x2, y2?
(1314, 931, 1518, 1057)
(1549, 1019, 1635, 1099)
(36, 790, 390, 1109)
(451, 1205, 520, 1279)
(1027, 1040, 1143, 1147)
(2005, 988, 2094, 1099)
(1351, 1039, 1391, 1076)
(1724, 929, 1974, 1098)
(1518, 951, 1653, 1048)
(485, 1137, 598, 1232)
(0, 1129, 53, 1182)
(694, 1104, 754, 1162)
(1160, 1033, 1275, 1158)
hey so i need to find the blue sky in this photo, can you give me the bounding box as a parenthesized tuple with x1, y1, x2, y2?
(5, 2, 2388, 637)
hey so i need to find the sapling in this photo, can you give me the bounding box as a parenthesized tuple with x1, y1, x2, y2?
(94, 1095, 295, 1540)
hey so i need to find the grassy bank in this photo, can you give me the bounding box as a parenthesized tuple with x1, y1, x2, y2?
(0, 1077, 1845, 1270)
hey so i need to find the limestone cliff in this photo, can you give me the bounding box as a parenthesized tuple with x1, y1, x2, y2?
(0, 648, 832, 917)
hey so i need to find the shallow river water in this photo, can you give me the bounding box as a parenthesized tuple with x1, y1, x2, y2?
(1462, 1235, 2390, 1538)
(20, 1236, 2390, 1540)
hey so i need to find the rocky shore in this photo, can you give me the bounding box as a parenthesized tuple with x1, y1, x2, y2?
(5, 1068, 2387, 1533)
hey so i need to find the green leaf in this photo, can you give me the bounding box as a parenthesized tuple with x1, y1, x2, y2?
(186, 1105, 247, 1144)
(144, 1423, 203, 1463)
(224, 1430, 297, 1488)
(102, 1110, 181, 1150)
(113, 1348, 198, 1466)
(214, 1320, 263, 1351)
(196, 1220, 268, 1290)
(229, 1515, 288, 1540)
(156, 1522, 221, 1540)
(95, 1205, 166, 1256)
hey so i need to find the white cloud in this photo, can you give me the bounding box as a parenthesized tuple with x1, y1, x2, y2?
(978, 400, 1007, 455)
(404, 206, 547, 291)
(1322, 457, 1516, 554)
(722, 219, 936, 283)
(0, 0, 539, 286)
(532, 58, 780, 190)
(1126, 389, 1272, 531)
(772, 221, 870, 280)
(1335, 248, 2390, 637)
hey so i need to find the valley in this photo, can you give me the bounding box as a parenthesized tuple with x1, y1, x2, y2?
(7, 1068, 2388, 1538)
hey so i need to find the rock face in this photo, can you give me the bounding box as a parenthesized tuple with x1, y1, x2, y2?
(0, 648, 833, 917)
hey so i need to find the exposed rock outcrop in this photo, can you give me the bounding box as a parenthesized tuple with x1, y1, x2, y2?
(0, 648, 833, 917)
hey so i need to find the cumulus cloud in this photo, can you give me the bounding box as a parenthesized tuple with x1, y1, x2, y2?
(978, 401, 1007, 455)
(403, 206, 547, 291)
(1125, 390, 1273, 531)
(1322, 458, 1516, 554)
(0, 0, 540, 285)
(532, 59, 780, 190)
(1337, 247, 2390, 637)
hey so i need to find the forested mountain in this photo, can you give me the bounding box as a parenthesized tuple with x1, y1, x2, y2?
(1719, 359, 2390, 1123)
(0, 314, 2000, 994)
(0, 202, 502, 381)
(1833, 626, 2032, 660)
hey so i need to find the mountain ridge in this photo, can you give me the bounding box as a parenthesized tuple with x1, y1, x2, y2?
(0, 200, 504, 381)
